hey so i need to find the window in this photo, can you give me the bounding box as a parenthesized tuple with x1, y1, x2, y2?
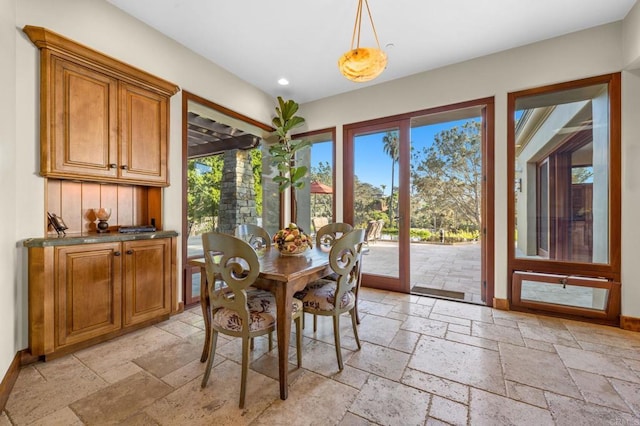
(292, 128, 336, 234)
(508, 74, 621, 323)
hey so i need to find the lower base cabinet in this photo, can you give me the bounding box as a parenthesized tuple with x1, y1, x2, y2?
(27, 234, 176, 359)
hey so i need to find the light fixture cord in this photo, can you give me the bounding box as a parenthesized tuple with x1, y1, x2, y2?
(350, 0, 382, 50)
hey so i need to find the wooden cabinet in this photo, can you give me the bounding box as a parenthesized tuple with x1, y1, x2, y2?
(123, 239, 171, 326)
(24, 25, 178, 187)
(119, 83, 169, 185)
(27, 234, 177, 359)
(55, 242, 122, 348)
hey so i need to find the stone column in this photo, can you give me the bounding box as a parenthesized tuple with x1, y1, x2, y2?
(218, 149, 258, 234)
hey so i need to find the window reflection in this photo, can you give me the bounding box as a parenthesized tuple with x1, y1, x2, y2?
(514, 83, 608, 264)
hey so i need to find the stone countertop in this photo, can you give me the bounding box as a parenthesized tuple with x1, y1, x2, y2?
(23, 230, 179, 247)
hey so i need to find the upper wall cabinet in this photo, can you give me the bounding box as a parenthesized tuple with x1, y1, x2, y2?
(24, 26, 179, 187)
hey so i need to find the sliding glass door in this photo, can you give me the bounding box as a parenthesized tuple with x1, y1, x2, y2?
(344, 99, 494, 304)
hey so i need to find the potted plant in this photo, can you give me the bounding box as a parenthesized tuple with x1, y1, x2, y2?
(268, 97, 311, 223)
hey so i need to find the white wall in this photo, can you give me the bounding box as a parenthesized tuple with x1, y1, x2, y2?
(0, 0, 17, 379)
(300, 22, 628, 304)
(3, 0, 276, 380)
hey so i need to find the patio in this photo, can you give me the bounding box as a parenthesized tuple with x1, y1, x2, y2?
(362, 240, 483, 303)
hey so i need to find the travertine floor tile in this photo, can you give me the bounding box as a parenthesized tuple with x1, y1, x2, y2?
(7, 286, 640, 426)
(471, 321, 525, 346)
(295, 339, 355, 377)
(563, 320, 640, 350)
(446, 330, 499, 351)
(402, 368, 469, 404)
(391, 301, 434, 318)
(74, 326, 182, 379)
(610, 378, 640, 416)
(146, 359, 276, 425)
(355, 314, 402, 347)
(431, 299, 493, 323)
(429, 395, 468, 426)
(505, 380, 548, 409)
(518, 322, 579, 347)
(161, 358, 221, 389)
(569, 368, 632, 412)
(332, 365, 370, 390)
(545, 392, 639, 426)
(70, 371, 172, 424)
(0, 412, 10, 426)
(339, 412, 378, 425)
(349, 375, 430, 425)
(253, 371, 358, 426)
(6, 357, 107, 425)
(499, 342, 582, 398)
(401, 316, 448, 338)
(388, 329, 420, 353)
(156, 316, 203, 338)
(133, 333, 204, 378)
(410, 335, 506, 395)
(555, 344, 640, 383)
(347, 342, 410, 381)
(29, 407, 83, 426)
(470, 388, 554, 425)
(357, 299, 395, 317)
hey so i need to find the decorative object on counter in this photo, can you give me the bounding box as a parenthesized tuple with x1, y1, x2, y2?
(94, 208, 112, 233)
(272, 223, 313, 256)
(47, 212, 68, 236)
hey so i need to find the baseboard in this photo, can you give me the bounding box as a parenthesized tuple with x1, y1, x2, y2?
(0, 350, 23, 412)
(493, 297, 510, 310)
(620, 315, 640, 332)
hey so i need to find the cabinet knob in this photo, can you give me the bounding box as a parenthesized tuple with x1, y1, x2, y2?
(120, 165, 128, 170)
(109, 163, 117, 169)
(114, 251, 121, 256)
(126, 250, 134, 255)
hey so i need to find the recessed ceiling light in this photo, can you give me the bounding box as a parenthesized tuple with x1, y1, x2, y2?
(278, 78, 289, 86)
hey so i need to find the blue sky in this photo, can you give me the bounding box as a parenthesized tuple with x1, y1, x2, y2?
(311, 118, 480, 195)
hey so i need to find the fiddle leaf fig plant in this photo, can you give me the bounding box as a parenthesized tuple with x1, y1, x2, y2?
(269, 97, 311, 192)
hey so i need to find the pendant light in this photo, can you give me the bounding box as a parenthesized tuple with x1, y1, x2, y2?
(338, 0, 387, 82)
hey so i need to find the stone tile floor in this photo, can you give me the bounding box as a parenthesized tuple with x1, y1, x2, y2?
(2, 288, 640, 425)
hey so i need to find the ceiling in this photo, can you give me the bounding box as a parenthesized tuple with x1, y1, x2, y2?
(106, 0, 636, 104)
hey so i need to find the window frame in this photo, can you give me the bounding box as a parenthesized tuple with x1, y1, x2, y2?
(507, 73, 621, 322)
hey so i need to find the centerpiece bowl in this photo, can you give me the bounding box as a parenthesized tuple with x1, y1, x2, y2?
(273, 223, 312, 256)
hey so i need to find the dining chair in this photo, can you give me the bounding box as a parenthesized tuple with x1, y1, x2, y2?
(200, 232, 303, 408)
(234, 223, 271, 250)
(307, 222, 354, 330)
(315, 222, 353, 249)
(295, 228, 365, 371)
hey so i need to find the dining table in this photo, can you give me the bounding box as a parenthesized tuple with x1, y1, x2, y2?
(189, 244, 332, 400)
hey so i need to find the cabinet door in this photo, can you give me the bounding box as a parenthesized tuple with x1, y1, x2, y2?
(123, 239, 171, 326)
(119, 83, 169, 186)
(55, 242, 122, 348)
(48, 56, 119, 180)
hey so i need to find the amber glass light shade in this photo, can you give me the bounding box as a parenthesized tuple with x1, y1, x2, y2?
(338, 47, 387, 82)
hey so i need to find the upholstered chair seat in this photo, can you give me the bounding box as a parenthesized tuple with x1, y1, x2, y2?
(296, 279, 355, 312)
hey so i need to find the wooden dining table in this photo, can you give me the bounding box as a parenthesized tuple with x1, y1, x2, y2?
(188, 245, 331, 400)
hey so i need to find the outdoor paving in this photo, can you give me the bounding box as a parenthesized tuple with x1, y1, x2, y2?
(362, 240, 483, 303)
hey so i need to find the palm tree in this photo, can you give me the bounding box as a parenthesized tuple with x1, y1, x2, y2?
(382, 131, 399, 226)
